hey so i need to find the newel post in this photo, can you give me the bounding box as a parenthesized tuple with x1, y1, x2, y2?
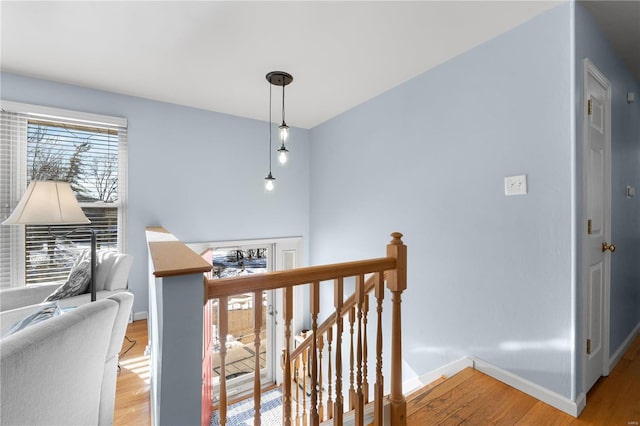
(386, 232, 407, 426)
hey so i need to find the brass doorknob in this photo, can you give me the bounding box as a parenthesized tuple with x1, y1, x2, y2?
(602, 242, 616, 253)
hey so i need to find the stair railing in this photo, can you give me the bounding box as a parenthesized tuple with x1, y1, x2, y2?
(288, 271, 380, 424)
(203, 232, 407, 426)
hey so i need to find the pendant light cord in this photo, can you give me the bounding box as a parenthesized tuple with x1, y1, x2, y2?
(269, 83, 272, 174)
(281, 83, 286, 123)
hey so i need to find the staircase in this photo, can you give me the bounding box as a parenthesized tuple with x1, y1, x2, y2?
(288, 272, 388, 425)
(203, 233, 408, 426)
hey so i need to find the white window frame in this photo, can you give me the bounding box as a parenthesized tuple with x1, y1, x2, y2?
(0, 100, 128, 287)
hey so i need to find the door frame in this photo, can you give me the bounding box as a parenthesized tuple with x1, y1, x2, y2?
(581, 58, 612, 393)
(188, 235, 303, 392)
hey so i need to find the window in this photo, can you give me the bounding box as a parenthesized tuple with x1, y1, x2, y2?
(0, 102, 127, 288)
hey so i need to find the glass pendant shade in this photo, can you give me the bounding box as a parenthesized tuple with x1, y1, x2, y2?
(278, 143, 289, 165)
(279, 122, 289, 143)
(264, 173, 275, 192)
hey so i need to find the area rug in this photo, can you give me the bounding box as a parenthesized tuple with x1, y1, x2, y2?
(210, 387, 283, 426)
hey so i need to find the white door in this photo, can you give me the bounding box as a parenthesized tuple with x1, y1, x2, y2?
(583, 59, 612, 392)
(190, 237, 302, 395)
(272, 237, 304, 385)
(208, 244, 275, 399)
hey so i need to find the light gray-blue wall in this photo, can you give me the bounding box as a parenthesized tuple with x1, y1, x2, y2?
(309, 3, 576, 398)
(4, 0, 637, 406)
(0, 72, 311, 316)
(575, 1, 640, 392)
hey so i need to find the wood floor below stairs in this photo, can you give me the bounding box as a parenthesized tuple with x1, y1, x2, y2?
(114, 320, 640, 425)
(407, 334, 640, 425)
(407, 368, 574, 425)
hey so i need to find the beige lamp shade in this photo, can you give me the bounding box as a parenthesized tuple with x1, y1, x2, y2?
(2, 181, 90, 225)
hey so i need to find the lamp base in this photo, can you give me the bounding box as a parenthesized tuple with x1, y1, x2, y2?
(90, 229, 96, 302)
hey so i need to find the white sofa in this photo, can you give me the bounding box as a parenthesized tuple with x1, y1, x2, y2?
(0, 250, 133, 313)
(0, 291, 134, 425)
(0, 250, 134, 424)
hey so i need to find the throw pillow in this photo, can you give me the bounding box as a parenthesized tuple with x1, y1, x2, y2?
(43, 260, 92, 302)
(3, 301, 62, 337)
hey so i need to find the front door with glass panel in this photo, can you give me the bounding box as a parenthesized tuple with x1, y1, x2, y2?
(192, 236, 302, 404)
(205, 244, 275, 400)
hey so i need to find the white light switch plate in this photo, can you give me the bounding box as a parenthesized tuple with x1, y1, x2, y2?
(627, 185, 635, 198)
(505, 175, 528, 196)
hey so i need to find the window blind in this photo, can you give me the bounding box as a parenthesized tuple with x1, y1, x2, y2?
(0, 105, 127, 288)
(0, 111, 27, 287)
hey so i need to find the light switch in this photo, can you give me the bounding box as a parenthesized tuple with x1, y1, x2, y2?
(627, 185, 635, 198)
(504, 175, 528, 196)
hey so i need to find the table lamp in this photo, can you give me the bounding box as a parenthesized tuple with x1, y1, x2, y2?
(2, 181, 97, 301)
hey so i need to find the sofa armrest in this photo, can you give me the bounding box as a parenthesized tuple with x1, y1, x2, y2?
(0, 283, 61, 312)
(1, 298, 118, 425)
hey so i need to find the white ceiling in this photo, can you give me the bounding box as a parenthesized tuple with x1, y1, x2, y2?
(0, 1, 588, 129)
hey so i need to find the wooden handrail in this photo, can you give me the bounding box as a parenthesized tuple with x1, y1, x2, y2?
(146, 227, 212, 278)
(205, 257, 395, 299)
(290, 272, 382, 360)
(204, 232, 407, 426)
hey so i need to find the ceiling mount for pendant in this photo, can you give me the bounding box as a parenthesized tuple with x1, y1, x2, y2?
(266, 71, 293, 87)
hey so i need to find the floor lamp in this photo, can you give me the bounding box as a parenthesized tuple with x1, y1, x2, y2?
(2, 181, 97, 302)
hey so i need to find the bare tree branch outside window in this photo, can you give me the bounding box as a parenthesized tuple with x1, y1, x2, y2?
(89, 154, 118, 202)
(24, 121, 120, 284)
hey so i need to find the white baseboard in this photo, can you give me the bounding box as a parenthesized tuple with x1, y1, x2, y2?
(472, 357, 582, 417)
(403, 357, 473, 395)
(133, 311, 148, 321)
(575, 392, 586, 416)
(403, 356, 582, 416)
(609, 320, 640, 372)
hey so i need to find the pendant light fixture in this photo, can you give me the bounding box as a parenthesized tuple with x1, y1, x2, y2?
(266, 71, 293, 175)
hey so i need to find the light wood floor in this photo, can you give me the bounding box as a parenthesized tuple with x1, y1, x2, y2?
(114, 320, 150, 426)
(115, 321, 640, 425)
(407, 334, 640, 425)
